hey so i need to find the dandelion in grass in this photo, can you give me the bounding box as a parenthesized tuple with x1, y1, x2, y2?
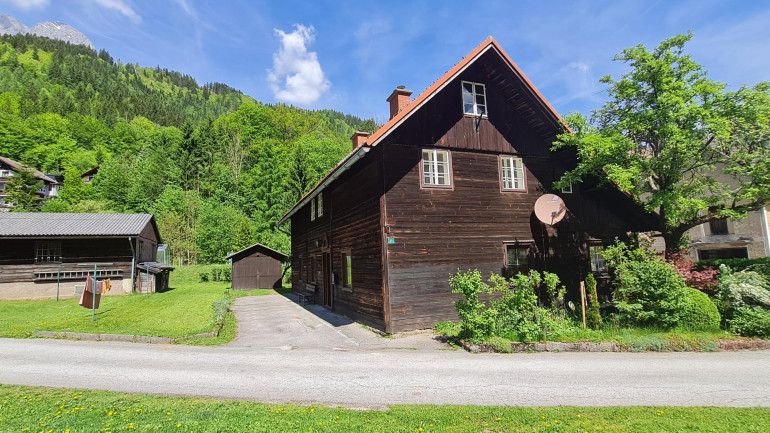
(177, 423, 181, 428)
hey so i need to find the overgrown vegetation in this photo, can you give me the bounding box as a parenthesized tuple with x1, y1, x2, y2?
(439, 236, 770, 350)
(3, 385, 769, 432)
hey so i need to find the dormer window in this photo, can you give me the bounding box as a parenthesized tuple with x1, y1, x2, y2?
(462, 81, 486, 116)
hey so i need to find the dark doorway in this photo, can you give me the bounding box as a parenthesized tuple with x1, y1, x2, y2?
(322, 251, 333, 308)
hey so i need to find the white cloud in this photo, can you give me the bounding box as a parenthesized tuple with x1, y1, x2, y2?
(92, 0, 142, 24)
(0, 0, 49, 9)
(267, 24, 330, 105)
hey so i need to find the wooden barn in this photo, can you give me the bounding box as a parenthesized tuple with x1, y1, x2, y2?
(226, 243, 287, 290)
(0, 213, 169, 300)
(277, 37, 652, 333)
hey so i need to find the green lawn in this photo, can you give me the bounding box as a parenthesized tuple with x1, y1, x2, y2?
(0, 385, 767, 432)
(0, 265, 278, 342)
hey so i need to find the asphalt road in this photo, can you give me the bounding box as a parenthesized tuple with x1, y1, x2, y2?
(1, 295, 769, 407)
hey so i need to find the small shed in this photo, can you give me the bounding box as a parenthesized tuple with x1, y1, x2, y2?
(226, 244, 288, 290)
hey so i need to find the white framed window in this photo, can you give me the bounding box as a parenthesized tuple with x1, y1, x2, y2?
(589, 245, 606, 273)
(35, 241, 61, 263)
(561, 183, 573, 194)
(0, 170, 14, 177)
(500, 156, 526, 191)
(421, 149, 452, 187)
(462, 81, 487, 116)
(317, 194, 323, 218)
(310, 197, 316, 221)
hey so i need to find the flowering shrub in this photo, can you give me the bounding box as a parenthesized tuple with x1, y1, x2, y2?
(713, 265, 770, 323)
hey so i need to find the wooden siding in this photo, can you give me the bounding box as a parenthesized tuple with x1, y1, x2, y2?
(232, 254, 283, 290)
(290, 149, 385, 330)
(0, 238, 133, 285)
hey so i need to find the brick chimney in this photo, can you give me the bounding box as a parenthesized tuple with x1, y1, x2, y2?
(386, 85, 413, 120)
(351, 131, 369, 149)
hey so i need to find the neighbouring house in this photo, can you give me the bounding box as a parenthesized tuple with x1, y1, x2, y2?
(686, 205, 770, 260)
(81, 166, 99, 184)
(0, 156, 60, 209)
(0, 213, 172, 300)
(277, 37, 653, 333)
(226, 243, 288, 290)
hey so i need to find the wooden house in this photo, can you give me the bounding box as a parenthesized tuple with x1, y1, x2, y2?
(277, 37, 652, 333)
(226, 243, 288, 290)
(0, 156, 60, 209)
(0, 213, 169, 300)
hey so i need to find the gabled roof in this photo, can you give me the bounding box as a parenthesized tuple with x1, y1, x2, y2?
(0, 213, 160, 240)
(81, 166, 99, 178)
(226, 243, 289, 262)
(0, 156, 58, 184)
(277, 36, 567, 227)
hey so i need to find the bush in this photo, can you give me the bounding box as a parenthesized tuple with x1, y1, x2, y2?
(667, 252, 719, 293)
(729, 307, 770, 338)
(697, 257, 770, 273)
(199, 271, 210, 282)
(607, 243, 689, 328)
(211, 266, 222, 282)
(679, 288, 721, 331)
(449, 270, 498, 342)
(714, 265, 770, 322)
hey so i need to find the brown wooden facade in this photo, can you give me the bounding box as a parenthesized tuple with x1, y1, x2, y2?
(283, 38, 652, 333)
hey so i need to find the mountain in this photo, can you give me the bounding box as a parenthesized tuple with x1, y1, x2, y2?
(0, 14, 93, 49)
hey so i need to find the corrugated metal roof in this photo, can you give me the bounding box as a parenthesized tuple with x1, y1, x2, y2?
(0, 213, 155, 237)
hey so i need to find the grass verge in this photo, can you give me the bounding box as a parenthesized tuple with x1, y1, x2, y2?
(435, 321, 740, 352)
(0, 385, 768, 432)
(0, 265, 279, 343)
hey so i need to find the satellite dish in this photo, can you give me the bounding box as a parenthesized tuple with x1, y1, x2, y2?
(534, 194, 566, 225)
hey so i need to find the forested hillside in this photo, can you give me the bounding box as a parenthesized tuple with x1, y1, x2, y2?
(0, 34, 377, 263)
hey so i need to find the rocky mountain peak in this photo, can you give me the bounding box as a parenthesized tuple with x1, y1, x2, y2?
(0, 14, 94, 49)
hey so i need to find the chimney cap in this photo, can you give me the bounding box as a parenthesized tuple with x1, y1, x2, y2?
(386, 86, 413, 102)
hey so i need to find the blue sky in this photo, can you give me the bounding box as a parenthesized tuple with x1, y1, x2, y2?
(3, 0, 770, 123)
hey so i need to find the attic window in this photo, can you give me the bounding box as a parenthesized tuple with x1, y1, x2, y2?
(462, 81, 486, 116)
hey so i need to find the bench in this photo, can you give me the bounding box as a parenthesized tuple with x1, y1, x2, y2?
(297, 283, 316, 305)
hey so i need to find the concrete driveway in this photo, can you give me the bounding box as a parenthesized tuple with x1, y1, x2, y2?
(229, 294, 448, 352)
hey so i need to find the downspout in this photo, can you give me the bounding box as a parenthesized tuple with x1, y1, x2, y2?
(760, 204, 770, 258)
(128, 237, 135, 293)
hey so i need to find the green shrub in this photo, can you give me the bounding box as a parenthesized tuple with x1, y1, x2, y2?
(199, 271, 210, 282)
(697, 257, 770, 274)
(221, 266, 232, 282)
(584, 273, 603, 329)
(449, 269, 498, 343)
(729, 307, 770, 338)
(609, 247, 688, 328)
(679, 288, 721, 331)
(211, 267, 222, 282)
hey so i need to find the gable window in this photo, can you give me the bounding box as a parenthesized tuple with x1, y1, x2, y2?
(589, 245, 607, 273)
(310, 197, 316, 221)
(35, 241, 61, 263)
(421, 149, 452, 187)
(560, 178, 573, 194)
(462, 81, 486, 116)
(317, 194, 323, 218)
(500, 156, 526, 191)
(505, 243, 530, 275)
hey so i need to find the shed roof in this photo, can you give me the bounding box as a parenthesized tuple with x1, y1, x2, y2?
(0, 213, 160, 240)
(226, 243, 288, 263)
(0, 156, 58, 184)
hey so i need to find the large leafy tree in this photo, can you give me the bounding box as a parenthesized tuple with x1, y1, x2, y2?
(554, 33, 770, 253)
